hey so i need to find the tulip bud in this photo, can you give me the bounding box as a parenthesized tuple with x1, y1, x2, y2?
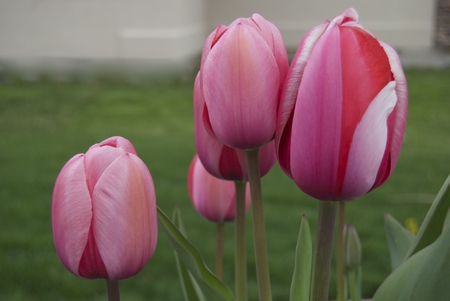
(276, 8, 408, 201)
(52, 136, 158, 280)
(187, 154, 251, 222)
(193, 73, 277, 181)
(345, 224, 362, 270)
(198, 14, 288, 149)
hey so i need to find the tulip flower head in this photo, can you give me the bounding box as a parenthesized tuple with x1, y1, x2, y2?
(188, 154, 251, 223)
(52, 136, 157, 280)
(194, 73, 277, 181)
(198, 14, 289, 149)
(276, 8, 408, 201)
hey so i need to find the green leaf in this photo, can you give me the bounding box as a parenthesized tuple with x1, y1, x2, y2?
(404, 174, 450, 260)
(157, 207, 235, 301)
(289, 215, 312, 301)
(373, 207, 450, 301)
(172, 207, 205, 301)
(384, 213, 415, 270)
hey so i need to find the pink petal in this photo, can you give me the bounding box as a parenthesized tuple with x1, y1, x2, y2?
(276, 22, 329, 176)
(194, 73, 275, 180)
(194, 73, 247, 180)
(289, 24, 343, 200)
(251, 14, 276, 53)
(189, 155, 236, 222)
(202, 22, 280, 149)
(201, 26, 226, 69)
(52, 154, 92, 277)
(341, 81, 397, 199)
(258, 141, 277, 178)
(99, 136, 138, 155)
(85, 145, 125, 193)
(91, 153, 157, 280)
(252, 13, 289, 88)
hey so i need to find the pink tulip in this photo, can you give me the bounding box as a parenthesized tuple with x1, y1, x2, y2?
(198, 14, 289, 149)
(52, 136, 157, 280)
(194, 73, 277, 181)
(276, 8, 408, 201)
(188, 154, 251, 222)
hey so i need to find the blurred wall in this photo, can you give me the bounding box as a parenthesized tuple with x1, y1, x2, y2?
(0, 0, 206, 78)
(0, 0, 435, 78)
(205, 0, 435, 51)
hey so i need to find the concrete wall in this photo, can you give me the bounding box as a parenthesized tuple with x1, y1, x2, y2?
(205, 0, 435, 51)
(0, 0, 206, 78)
(0, 0, 436, 78)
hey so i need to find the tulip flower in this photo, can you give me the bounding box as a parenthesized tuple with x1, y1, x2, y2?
(198, 13, 288, 150)
(276, 8, 408, 201)
(188, 154, 251, 284)
(194, 73, 277, 181)
(187, 154, 251, 223)
(52, 136, 157, 281)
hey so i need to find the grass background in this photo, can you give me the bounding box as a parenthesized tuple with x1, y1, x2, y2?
(0, 69, 449, 300)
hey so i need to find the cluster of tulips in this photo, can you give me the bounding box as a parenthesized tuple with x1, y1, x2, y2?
(52, 7, 426, 301)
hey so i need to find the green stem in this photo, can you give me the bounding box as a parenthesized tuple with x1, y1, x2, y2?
(337, 201, 346, 301)
(310, 201, 338, 301)
(245, 148, 272, 301)
(216, 222, 224, 280)
(105, 280, 120, 301)
(347, 268, 362, 301)
(235, 181, 248, 301)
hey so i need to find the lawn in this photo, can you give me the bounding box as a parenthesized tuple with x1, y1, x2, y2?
(0, 69, 449, 301)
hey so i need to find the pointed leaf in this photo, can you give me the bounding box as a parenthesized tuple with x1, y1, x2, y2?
(289, 215, 312, 301)
(404, 174, 450, 260)
(157, 207, 235, 301)
(172, 207, 205, 301)
(384, 213, 415, 270)
(373, 206, 450, 301)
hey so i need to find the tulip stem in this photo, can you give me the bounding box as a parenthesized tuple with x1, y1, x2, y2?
(245, 148, 272, 301)
(105, 280, 120, 301)
(235, 180, 248, 301)
(216, 222, 224, 280)
(311, 201, 338, 301)
(337, 201, 346, 301)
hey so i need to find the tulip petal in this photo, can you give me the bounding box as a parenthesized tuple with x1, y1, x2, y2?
(289, 24, 343, 200)
(99, 136, 138, 155)
(252, 13, 289, 88)
(92, 153, 157, 280)
(335, 25, 392, 196)
(194, 73, 247, 180)
(189, 155, 236, 222)
(202, 22, 280, 149)
(372, 42, 408, 188)
(276, 22, 328, 177)
(341, 81, 397, 200)
(85, 145, 125, 193)
(201, 26, 227, 69)
(52, 154, 92, 277)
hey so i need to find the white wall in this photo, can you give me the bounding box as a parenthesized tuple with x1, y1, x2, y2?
(0, 0, 206, 77)
(0, 0, 436, 78)
(205, 0, 435, 51)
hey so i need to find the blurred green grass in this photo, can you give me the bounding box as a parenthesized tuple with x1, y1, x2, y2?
(0, 69, 449, 300)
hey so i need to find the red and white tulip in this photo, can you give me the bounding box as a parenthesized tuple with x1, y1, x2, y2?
(276, 8, 408, 201)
